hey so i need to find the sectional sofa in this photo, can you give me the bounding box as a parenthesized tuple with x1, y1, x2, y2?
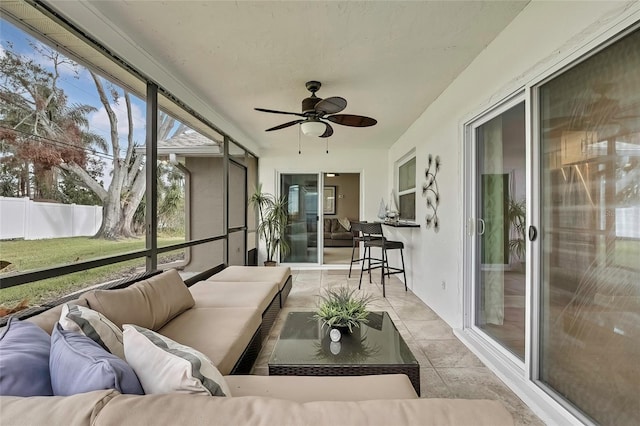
(0, 266, 514, 425)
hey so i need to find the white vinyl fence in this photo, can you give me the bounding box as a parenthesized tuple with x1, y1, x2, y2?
(0, 197, 102, 240)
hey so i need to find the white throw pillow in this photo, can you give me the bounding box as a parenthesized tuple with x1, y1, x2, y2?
(59, 303, 125, 359)
(122, 324, 231, 396)
(338, 217, 351, 231)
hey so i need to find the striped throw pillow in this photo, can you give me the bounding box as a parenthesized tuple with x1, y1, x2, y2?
(122, 324, 230, 396)
(59, 304, 124, 359)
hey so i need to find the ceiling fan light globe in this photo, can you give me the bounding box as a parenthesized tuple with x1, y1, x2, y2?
(301, 121, 326, 137)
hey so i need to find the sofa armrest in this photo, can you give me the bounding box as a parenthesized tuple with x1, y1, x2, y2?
(93, 394, 514, 426)
(0, 390, 118, 426)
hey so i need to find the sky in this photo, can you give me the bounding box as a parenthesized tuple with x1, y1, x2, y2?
(1, 18, 149, 188)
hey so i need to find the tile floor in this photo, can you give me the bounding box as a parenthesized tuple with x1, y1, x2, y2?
(252, 269, 544, 426)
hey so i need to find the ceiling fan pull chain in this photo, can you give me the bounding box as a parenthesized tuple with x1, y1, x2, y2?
(298, 126, 302, 154)
(326, 138, 329, 154)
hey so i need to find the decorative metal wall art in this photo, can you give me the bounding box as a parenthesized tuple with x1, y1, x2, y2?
(422, 154, 441, 232)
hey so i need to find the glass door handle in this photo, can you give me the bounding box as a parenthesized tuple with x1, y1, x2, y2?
(528, 225, 538, 241)
(477, 218, 486, 235)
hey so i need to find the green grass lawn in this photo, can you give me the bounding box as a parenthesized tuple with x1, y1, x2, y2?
(0, 235, 184, 308)
(615, 239, 640, 270)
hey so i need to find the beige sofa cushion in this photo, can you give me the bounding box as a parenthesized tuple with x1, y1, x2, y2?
(26, 298, 89, 335)
(206, 265, 291, 291)
(94, 394, 514, 426)
(225, 374, 417, 402)
(189, 281, 278, 312)
(157, 307, 261, 375)
(0, 390, 117, 425)
(82, 269, 194, 330)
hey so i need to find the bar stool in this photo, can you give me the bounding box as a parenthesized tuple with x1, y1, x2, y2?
(348, 221, 364, 278)
(358, 222, 408, 297)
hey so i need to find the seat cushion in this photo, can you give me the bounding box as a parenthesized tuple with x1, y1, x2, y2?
(206, 266, 291, 291)
(157, 307, 261, 375)
(189, 281, 278, 312)
(224, 374, 418, 402)
(331, 232, 353, 240)
(82, 269, 194, 331)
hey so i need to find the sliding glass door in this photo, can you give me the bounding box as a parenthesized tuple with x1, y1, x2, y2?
(280, 174, 319, 263)
(538, 28, 640, 425)
(465, 27, 640, 425)
(471, 100, 527, 360)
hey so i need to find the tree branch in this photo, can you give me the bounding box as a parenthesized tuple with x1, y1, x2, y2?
(58, 162, 108, 201)
(125, 154, 144, 188)
(89, 71, 119, 157)
(123, 92, 135, 168)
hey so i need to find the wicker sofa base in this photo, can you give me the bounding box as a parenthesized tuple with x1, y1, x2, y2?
(261, 292, 280, 340)
(230, 327, 262, 374)
(280, 275, 292, 307)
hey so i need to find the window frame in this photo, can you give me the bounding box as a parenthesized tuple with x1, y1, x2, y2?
(0, 7, 258, 292)
(396, 152, 417, 220)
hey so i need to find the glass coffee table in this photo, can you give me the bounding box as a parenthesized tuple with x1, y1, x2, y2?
(268, 311, 420, 394)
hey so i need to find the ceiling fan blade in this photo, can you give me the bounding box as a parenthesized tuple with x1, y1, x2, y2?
(315, 97, 347, 115)
(319, 122, 334, 138)
(255, 107, 305, 117)
(265, 119, 305, 132)
(327, 114, 377, 127)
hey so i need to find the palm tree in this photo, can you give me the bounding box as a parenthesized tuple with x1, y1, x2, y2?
(249, 184, 290, 264)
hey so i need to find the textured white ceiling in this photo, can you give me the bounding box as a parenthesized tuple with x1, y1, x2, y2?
(49, 1, 529, 152)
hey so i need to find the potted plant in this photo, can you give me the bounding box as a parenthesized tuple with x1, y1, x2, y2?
(249, 184, 290, 266)
(314, 286, 375, 333)
(507, 198, 526, 268)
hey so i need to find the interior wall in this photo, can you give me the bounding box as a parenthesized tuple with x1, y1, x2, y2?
(386, 0, 639, 329)
(323, 173, 359, 220)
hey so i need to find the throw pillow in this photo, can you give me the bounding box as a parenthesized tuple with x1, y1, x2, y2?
(123, 324, 230, 396)
(0, 317, 53, 396)
(59, 303, 125, 359)
(338, 217, 351, 232)
(50, 323, 143, 396)
(81, 269, 195, 331)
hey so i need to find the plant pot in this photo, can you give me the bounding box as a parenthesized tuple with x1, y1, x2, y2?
(331, 325, 361, 339)
(263, 260, 277, 267)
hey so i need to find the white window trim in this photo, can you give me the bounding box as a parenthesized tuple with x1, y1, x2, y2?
(395, 150, 416, 220)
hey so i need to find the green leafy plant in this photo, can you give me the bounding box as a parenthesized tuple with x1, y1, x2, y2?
(249, 183, 290, 264)
(314, 287, 375, 333)
(508, 198, 526, 262)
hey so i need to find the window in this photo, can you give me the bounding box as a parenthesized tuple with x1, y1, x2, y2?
(397, 155, 416, 220)
(0, 6, 257, 309)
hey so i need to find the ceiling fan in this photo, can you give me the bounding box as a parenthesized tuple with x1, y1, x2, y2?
(255, 81, 377, 138)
